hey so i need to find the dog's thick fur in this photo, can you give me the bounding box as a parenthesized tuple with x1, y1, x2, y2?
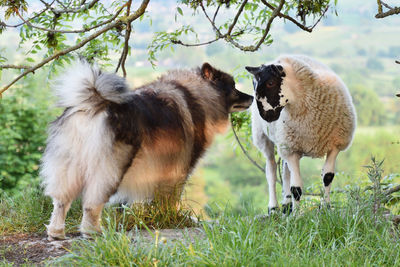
(246, 55, 356, 213)
(41, 61, 253, 239)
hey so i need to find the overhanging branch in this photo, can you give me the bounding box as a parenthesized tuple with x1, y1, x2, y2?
(0, 64, 31, 70)
(375, 0, 400, 18)
(0, 0, 150, 96)
(173, 0, 330, 52)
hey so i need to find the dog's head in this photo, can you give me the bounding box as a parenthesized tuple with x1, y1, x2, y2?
(201, 63, 253, 113)
(245, 63, 288, 122)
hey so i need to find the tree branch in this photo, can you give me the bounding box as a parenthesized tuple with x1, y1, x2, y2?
(377, 0, 383, 14)
(375, 0, 400, 18)
(50, 0, 101, 14)
(252, 0, 285, 51)
(115, 0, 133, 77)
(0, 64, 31, 70)
(231, 124, 266, 174)
(1, 1, 55, 28)
(226, 0, 248, 35)
(261, 0, 329, 33)
(384, 184, 400, 196)
(199, 2, 224, 37)
(212, 3, 222, 24)
(171, 38, 221, 47)
(14, 4, 126, 34)
(261, 0, 310, 31)
(0, 0, 150, 95)
(375, 6, 400, 18)
(173, 0, 329, 52)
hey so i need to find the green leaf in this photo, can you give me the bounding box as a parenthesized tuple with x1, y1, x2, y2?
(26, 57, 34, 62)
(177, 7, 183, 16)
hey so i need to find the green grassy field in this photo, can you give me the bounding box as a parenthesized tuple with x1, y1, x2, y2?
(1, 181, 400, 266)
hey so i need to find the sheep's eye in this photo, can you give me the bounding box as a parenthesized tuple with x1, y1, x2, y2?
(266, 80, 276, 88)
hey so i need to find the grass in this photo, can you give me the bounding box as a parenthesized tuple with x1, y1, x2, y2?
(108, 197, 199, 231)
(0, 186, 82, 235)
(53, 196, 400, 266)
(0, 190, 399, 266)
(1, 161, 400, 266)
(0, 187, 198, 235)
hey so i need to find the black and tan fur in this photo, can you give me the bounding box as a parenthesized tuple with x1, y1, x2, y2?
(40, 61, 253, 240)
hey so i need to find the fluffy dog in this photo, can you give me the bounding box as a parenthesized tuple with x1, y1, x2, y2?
(41, 61, 253, 240)
(246, 55, 356, 213)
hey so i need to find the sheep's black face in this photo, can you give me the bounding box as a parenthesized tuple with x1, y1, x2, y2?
(245, 64, 286, 122)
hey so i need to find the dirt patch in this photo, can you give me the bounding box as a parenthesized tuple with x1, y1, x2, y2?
(135, 227, 206, 244)
(0, 228, 205, 266)
(0, 233, 76, 266)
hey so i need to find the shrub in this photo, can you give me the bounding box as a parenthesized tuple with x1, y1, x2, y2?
(0, 75, 55, 193)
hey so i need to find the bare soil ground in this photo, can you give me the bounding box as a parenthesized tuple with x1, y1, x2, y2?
(0, 233, 76, 266)
(0, 228, 205, 266)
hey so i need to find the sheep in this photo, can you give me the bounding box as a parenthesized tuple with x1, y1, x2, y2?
(246, 55, 356, 213)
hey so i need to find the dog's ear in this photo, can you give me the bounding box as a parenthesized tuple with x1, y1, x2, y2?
(201, 63, 217, 80)
(245, 66, 263, 76)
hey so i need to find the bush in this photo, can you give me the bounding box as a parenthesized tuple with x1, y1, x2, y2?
(0, 74, 55, 193)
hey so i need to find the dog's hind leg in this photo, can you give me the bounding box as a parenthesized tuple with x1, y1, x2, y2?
(80, 182, 112, 237)
(80, 202, 105, 237)
(47, 199, 73, 241)
(79, 166, 122, 237)
(45, 162, 82, 241)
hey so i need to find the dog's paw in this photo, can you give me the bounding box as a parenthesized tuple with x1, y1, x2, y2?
(46, 225, 66, 241)
(80, 232, 97, 240)
(79, 226, 102, 240)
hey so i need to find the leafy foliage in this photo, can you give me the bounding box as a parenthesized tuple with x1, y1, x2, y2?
(148, 0, 336, 61)
(0, 79, 54, 192)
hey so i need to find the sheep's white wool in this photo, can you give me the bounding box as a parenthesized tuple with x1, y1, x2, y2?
(251, 55, 356, 210)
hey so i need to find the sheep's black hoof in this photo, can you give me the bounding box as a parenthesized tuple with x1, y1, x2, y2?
(319, 203, 332, 210)
(323, 172, 335, 187)
(282, 202, 293, 214)
(268, 207, 278, 215)
(290, 186, 302, 201)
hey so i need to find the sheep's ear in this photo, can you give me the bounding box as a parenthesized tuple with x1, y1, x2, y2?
(245, 66, 262, 75)
(201, 62, 216, 80)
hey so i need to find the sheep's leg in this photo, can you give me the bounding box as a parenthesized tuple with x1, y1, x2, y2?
(265, 153, 278, 213)
(281, 161, 292, 214)
(321, 148, 339, 205)
(285, 153, 303, 209)
(254, 132, 278, 213)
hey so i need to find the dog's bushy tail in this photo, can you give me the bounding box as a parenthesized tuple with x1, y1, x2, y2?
(53, 60, 128, 108)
